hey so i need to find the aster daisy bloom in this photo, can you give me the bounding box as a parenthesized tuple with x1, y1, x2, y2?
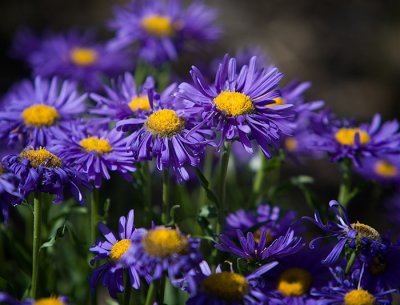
(0, 164, 22, 223)
(12, 30, 133, 91)
(116, 87, 212, 182)
(305, 200, 385, 265)
(90, 73, 157, 123)
(108, 0, 220, 64)
(0, 294, 70, 305)
(185, 260, 278, 305)
(90, 210, 143, 298)
(177, 54, 293, 157)
(52, 124, 136, 188)
(121, 226, 202, 285)
(355, 155, 400, 184)
(0, 77, 86, 147)
(2, 147, 89, 204)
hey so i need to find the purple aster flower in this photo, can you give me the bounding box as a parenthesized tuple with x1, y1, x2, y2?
(108, 0, 220, 65)
(2, 147, 89, 204)
(177, 54, 293, 158)
(0, 164, 22, 223)
(311, 113, 400, 166)
(0, 77, 86, 147)
(305, 200, 385, 265)
(216, 229, 303, 262)
(185, 260, 278, 305)
(12, 30, 134, 91)
(90, 73, 156, 123)
(311, 266, 396, 305)
(116, 84, 212, 182)
(52, 124, 136, 188)
(354, 154, 400, 184)
(121, 226, 202, 285)
(90, 210, 143, 298)
(0, 293, 70, 305)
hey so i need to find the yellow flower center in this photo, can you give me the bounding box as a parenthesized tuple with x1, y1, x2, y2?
(202, 272, 249, 301)
(214, 91, 254, 117)
(142, 228, 188, 258)
(253, 229, 274, 245)
(351, 222, 381, 241)
(20, 148, 62, 168)
(141, 15, 174, 37)
(335, 128, 370, 146)
(70, 47, 98, 66)
(369, 255, 386, 275)
(285, 137, 298, 152)
(21, 104, 60, 127)
(277, 268, 312, 297)
(145, 109, 185, 138)
(110, 239, 131, 261)
(33, 297, 65, 305)
(267, 97, 286, 107)
(79, 137, 113, 154)
(344, 289, 375, 305)
(129, 95, 151, 112)
(374, 160, 398, 178)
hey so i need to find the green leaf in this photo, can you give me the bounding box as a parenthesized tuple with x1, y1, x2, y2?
(40, 223, 67, 250)
(195, 168, 220, 206)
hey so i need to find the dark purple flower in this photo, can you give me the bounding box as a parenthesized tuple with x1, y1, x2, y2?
(0, 164, 22, 223)
(355, 154, 400, 185)
(0, 293, 70, 305)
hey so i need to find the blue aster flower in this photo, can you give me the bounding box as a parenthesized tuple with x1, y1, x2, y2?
(177, 54, 294, 157)
(121, 226, 202, 285)
(116, 84, 212, 182)
(90, 210, 143, 299)
(0, 293, 70, 305)
(108, 0, 220, 65)
(354, 154, 400, 184)
(52, 124, 136, 188)
(2, 147, 89, 204)
(12, 30, 133, 91)
(305, 200, 385, 265)
(0, 164, 22, 223)
(185, 260, 278, 305)
(0, 77, 86, 147)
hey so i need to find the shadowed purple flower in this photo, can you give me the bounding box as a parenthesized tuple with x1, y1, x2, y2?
(0, 77, 86, 147)
(0, 293, 70, 305)
(177, 54, 293, 157)
(0, 164, 22, 223)
(108, 0, 220, 65)
(90, 210, 143, 299)
(355, 155, 400, 184)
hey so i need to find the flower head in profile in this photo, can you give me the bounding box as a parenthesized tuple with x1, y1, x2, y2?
(177, 54, 293, 158)
(2, 147, 89, 204)
(0, 77, 86, 147)
(109, 0, 220, 64)
(185, 260, 278, 305)
(0, 293, 70, 305)
(0, 164, 22, 223)
(52, 123, 136, 188)
(355, 155, 400, 184)
(90, 210, 143, 298)
(12, 30, 133, 91)
(121, 226, 202, 285)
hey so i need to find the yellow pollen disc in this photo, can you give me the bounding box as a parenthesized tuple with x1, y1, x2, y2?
(351, 222, 381, 241)
(145, 109, 185, 138)
(267, 97, 286, 107)
(70, 47, 98, 66)
(141, 15, 174, 37)
(110, 239, 131, 261)
(285, 137, 298, 152)
(79, 137, 113, 154)
(214, 91, 254, 117)
(335, 128, 370, 146)
(142, 228, 188, 258)
(277, 268, 312, 297)
(21, 104, 60, 127)
(374, 160, 398, 178)
(369, 256, 386, 275)
(20, 148, 62, 168)
(253, 229, 274, 245)
(202, 272, 249, 301)
(129, 95, 151, 112)
(344, 289, 375, 305)
(33, 297, 65, 305)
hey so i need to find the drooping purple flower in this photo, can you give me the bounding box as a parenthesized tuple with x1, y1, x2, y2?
(0, 293, 70, 305)
(90, 210, 143, 299)
(0, 77, 86, 147)
(177, 54, 294, 157)
(108, 0, 221, 65)
(0, 164, 22, 223)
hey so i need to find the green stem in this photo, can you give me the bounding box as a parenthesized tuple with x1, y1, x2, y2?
(144, 162, 152, 227)
(162, 170, 170, 225)
(217, 143, 230, 234)
(31, 192, 42, 299)
(156, 277, 166, 305)
(124, 270, 131, 305)
(199, 148, 214, 207)
(345, 251, 357, 275)
(91, 188, 99, 246)
(144, 283, 156, 305)
(338, 159, 352, 208)
(252, 154, 267, 203)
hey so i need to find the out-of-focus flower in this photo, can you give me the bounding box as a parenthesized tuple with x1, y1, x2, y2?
(355, 155, 400, 184)
(0, 164, 22, 223)
(0, 293, 70, 305)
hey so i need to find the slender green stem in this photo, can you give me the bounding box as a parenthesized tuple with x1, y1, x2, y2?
(217, 143, 230, 233)
(338, 159, 353, 208)
(90, 188, 99, 246)
(252, 154, 267, 203)
(144, 162, 152, 226)
(123, 270, 131, 305)
(31, 192, 42, 299)
(144, 283, 156, 305)
(198, 148, 214, 207)
(156, 276, 166, 305)
(162, 170, 170, 225)
(345, 251, 357, 275)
